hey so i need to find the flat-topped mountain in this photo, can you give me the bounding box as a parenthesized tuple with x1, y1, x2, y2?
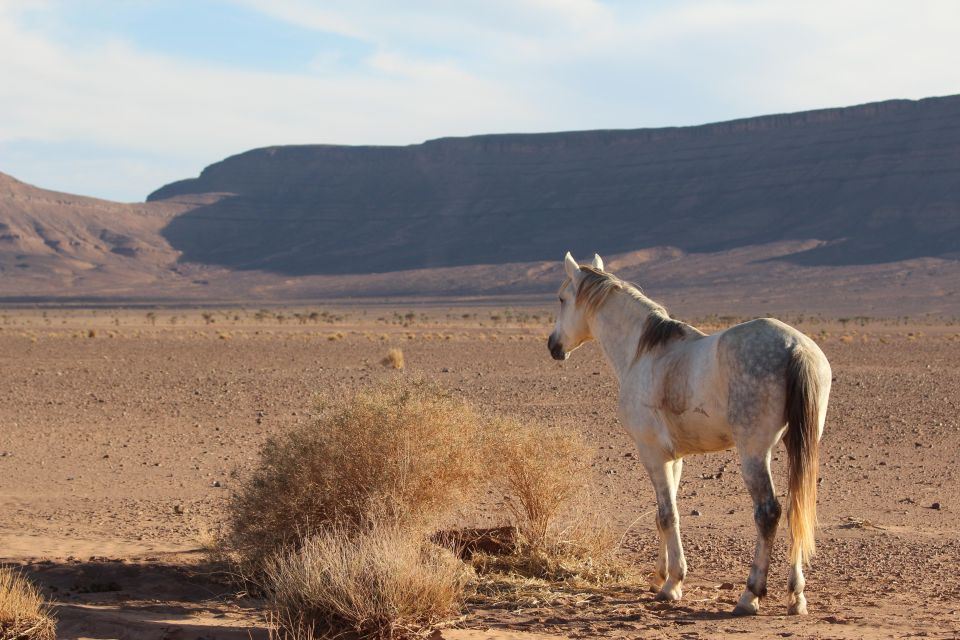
(149, 95, 960, 275)
(2, 95, 959, 312)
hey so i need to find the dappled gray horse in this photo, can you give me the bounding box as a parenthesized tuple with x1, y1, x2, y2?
(548, 252, 830, 616)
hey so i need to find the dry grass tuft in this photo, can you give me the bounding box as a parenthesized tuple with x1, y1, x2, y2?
(0, 568, 56, 640)
(266, 521, 471, 640)
(220, 379, 489, 580)
(381, 348, 404, 369)
(497, 424, 592, 546)
(476, 422, 624, 584)
(471, 516, 623, 585)
(219, 380, 625, 638)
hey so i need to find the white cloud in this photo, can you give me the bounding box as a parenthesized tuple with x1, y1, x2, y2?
(1, 0, 959, 200)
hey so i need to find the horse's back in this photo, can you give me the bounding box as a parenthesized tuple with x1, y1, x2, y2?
(718, 318, 827, 374)
(717, 318, 831, 432)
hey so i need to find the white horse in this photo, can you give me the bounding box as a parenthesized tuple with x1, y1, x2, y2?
(548, 252, 830, 616)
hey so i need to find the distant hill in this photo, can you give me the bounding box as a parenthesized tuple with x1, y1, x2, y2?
(2, 95, 959, 313)
(150, 95, 960, 275)
(0, 171, 224, 299)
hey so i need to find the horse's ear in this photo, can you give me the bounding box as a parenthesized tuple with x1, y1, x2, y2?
(591, 253, 604, 271)
(564, 252, 580, 280)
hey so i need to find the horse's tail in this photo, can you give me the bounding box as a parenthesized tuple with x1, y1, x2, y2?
(784, 347, 823, 566)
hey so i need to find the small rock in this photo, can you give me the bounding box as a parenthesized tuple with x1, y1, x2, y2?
(691, 509, 702, 516)
(719, 582, 736, 590)
(211, 480, 222, 488)
(173, 504, 185, 515)
(931, 502, 941, 510)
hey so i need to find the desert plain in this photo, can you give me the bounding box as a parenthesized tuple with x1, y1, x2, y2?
(1, 304, 959, 639)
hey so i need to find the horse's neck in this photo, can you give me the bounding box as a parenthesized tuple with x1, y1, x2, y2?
(589, 294, 654, 380)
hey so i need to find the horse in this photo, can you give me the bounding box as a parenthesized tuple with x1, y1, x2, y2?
(547, 252, 831, 616)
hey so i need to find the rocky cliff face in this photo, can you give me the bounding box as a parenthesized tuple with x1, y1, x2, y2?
(149, 95, 960, 275)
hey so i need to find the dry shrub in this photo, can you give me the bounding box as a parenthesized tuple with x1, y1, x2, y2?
(497, 424, 591, 545)
(470, 514, 622, 585)
(0, 568, 56, 640)
(476, 422, 623, 584)
(220, 379, 623, 639)
(266, 521, 471, 640)
(381, 348, 404, 369)
(221, 380, 489, 579)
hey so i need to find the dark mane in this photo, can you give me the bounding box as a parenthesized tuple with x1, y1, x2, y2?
(637, 313, 704, 357)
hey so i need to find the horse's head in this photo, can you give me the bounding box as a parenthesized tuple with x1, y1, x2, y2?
(548, 251, 604, 361)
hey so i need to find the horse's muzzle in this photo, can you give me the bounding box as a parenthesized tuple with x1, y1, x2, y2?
(547, 334, 567, 361)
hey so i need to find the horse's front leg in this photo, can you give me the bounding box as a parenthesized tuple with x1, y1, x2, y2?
(645, 457, 686, 601)
(651, 457, 684, 591)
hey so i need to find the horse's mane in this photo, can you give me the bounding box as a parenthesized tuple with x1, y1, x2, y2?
(562, 265, 703, 357)
(637, 313, 703, 357)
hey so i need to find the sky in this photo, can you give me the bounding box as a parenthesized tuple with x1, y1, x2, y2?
(1, 1, 959, 202)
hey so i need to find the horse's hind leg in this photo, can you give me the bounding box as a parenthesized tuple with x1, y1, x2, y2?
(787, 557, 807, 614)
(733, 452, 782, 616)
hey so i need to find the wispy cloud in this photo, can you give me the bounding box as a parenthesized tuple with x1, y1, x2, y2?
(1, 0, 958, 200)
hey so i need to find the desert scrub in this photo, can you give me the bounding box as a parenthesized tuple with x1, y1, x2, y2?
(220, 379, 491, 579)
(0, 568, 56, 640)
(474, 423, 623, 584)
(381, 348, 404, 369)
(266, 521, 472, 640)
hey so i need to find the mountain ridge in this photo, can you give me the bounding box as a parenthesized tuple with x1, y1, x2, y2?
(2, 94, 959, 312)
(148, 94, 960, 275)
(150, 93, 955, 202)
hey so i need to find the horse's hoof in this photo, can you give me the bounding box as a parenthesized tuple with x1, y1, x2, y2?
(731, 604, 758, 616)
(654, 586, 682, 602)
(732, 590, 759, 616)
(787, 594, 808, 615)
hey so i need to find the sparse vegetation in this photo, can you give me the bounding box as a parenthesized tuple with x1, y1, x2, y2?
(475, 423, 623, 584)
(266, 521, 472, 640)
(0, 568, 56, 640)
(215, 378, 625, 638)
(219, 380, 491, 579)
(382, 348, 404, 369)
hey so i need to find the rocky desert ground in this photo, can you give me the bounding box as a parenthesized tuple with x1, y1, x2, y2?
(1, 305, 959, 639)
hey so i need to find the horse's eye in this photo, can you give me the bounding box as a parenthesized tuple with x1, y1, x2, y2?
(558, 297, 564, 304)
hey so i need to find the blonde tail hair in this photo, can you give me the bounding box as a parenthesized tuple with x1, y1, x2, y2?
(784, 348, 822, 566)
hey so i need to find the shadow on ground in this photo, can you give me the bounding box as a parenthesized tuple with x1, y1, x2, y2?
(11, 553, 268, 640)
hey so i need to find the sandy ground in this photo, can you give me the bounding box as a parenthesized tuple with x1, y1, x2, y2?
(1, 306, 959, 639)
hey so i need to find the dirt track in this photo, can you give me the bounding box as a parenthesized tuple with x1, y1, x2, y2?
(1, 307, 959, 639)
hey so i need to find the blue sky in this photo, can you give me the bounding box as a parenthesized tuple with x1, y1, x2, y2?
(2, 0, 958, 201)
